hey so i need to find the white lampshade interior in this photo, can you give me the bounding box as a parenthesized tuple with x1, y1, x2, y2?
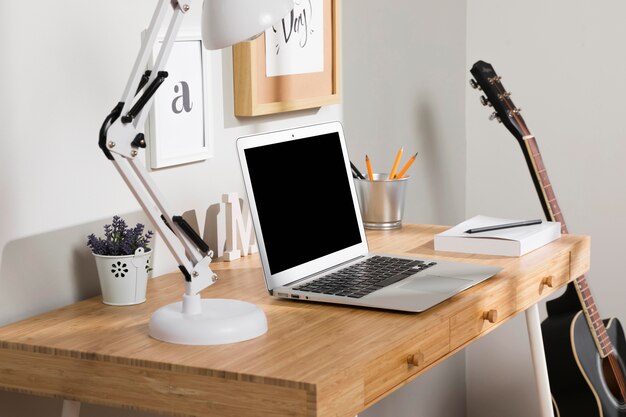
(201, 0, 295, 50)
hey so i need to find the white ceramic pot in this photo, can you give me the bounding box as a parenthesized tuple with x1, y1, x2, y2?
(93, 247, 153, 306)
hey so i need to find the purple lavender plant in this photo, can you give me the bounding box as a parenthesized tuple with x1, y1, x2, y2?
(87, 216, 154, 256)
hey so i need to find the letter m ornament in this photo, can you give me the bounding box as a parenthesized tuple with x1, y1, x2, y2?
(223, 193, 258, 261)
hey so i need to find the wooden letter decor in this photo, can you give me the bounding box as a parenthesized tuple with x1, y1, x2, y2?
(222, 193, 258, 261)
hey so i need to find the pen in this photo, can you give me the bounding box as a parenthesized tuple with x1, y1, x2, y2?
(388, 147, 404, 180)
(395, 152, 418, 179)
(465, 219, 543, 234)
(365, 155, 374, 180)
(350, 161, 365, 179)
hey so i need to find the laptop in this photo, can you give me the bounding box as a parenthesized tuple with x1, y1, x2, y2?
(236, 121, 501, 312)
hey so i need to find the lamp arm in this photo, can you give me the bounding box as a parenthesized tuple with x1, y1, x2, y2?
(100, 0, 216, 297)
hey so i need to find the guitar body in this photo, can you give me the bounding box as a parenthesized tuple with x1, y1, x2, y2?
(544, 312, 626, 417)
(470, 60, 626, 416)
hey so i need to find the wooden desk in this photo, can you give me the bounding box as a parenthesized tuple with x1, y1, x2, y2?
(0, 224, 590, 417)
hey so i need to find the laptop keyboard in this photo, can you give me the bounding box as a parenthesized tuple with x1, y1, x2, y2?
(293, 256, 437, 298)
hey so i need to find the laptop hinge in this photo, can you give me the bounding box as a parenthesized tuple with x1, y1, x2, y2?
(285, 255, 366, 287)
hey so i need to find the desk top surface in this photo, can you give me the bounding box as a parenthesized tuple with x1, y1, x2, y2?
(0, 224, 591, 416)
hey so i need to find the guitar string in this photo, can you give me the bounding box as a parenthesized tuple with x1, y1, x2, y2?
(488, 75, 626, 400)
(608, 353, 626, 401)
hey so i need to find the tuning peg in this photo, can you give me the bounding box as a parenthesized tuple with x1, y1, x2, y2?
(480, 96, 492, 107)
(507, 108, 522, 117)
(469, 79, 481, 90)
(498, 91, 511, 100)
(489, 112, 501, 123)
(488, 75, 502, 85)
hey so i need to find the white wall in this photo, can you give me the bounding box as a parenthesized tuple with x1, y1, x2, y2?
(465, 2, 626, 416)
(342, 0, 468, 225)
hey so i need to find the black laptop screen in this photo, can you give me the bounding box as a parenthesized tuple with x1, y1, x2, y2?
(244, 132, 362, 275)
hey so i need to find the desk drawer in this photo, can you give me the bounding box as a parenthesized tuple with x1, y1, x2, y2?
(450, 282, 516, 350)
(516, 251, 570, 310)
(364, 320, 449, 404)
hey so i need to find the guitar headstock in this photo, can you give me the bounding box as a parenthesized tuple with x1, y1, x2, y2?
(470, 60, 530, 142)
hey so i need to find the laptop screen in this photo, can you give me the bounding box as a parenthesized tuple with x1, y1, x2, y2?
(244, 132, 362, 275)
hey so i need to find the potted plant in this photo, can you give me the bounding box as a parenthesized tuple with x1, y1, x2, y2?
(87, 216, 154, 306)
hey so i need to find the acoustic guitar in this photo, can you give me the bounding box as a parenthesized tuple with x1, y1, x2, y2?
(470, 60, 626, 417)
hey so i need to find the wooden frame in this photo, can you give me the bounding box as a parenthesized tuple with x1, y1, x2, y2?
(147, 32, 213, 168)
(233, 0, 341, 117)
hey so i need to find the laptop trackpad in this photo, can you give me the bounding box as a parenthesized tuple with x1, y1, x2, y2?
(400, 275, 473, 294)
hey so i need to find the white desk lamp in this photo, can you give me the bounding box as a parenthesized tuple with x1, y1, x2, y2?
(99, 0, 294, 345)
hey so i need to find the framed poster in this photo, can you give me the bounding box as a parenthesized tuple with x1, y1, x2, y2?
(232, 0, 340, 117)
(148, 33, 213, 169)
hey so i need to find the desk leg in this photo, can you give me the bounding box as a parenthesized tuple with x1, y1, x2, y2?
(525, 304, 554, 417)
(61, 400, 81, 417)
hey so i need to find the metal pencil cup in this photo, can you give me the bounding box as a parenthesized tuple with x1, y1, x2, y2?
(354, 173, 409, 230)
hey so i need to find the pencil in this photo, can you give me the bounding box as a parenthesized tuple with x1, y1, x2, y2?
(395, 152, 418, 179)
(465, 219, 542, 234)
(388, 147, 404, 180)
(365, 155, 374, 180)
(350, 161, 365, 179)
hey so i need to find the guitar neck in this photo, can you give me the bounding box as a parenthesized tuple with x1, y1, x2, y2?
(468, 60, 613, 356)
(521, 135, 613, 357)
(522, 136, 568, 233)
(577, 279, 614, 357)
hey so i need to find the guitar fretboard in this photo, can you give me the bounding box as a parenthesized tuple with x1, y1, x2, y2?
(525, 136, 568, 234)
(523, 135, 612, 357)
(577, 279, 613, 356)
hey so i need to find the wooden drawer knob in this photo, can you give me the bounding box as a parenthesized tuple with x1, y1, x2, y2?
(541, 276, 554, 288)
(483, 309, 498, 323)
(407, 351, 425, 367)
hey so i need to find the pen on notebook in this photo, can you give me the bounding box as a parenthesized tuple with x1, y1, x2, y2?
(350, 161, 365, 179)
(388, 147, 404, 180)
(395, 152, 418, 179)
(365, 155, 374, 180)
(465, 219, 543, 234)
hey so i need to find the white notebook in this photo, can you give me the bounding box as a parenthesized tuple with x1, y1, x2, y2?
(435, 215, 561, 257)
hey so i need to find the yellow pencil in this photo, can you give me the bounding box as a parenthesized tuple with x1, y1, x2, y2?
(396, 152, 418, 178)
(388, 147, 404, 180)
(365, 155, 374, 180)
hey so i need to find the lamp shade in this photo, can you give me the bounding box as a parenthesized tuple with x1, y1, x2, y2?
(201, 0, 294, 50)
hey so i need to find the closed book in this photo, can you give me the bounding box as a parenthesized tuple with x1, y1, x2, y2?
(434, 215, 561, 257)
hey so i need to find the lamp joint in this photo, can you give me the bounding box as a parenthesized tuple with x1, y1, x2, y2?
(98, 102, 124, 160)
(131, 133, 147, 149)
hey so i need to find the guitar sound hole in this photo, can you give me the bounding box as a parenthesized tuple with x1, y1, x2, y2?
(602, 356, 626, 403)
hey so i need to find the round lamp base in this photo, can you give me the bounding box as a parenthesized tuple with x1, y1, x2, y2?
(149, 298, 268, 345)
